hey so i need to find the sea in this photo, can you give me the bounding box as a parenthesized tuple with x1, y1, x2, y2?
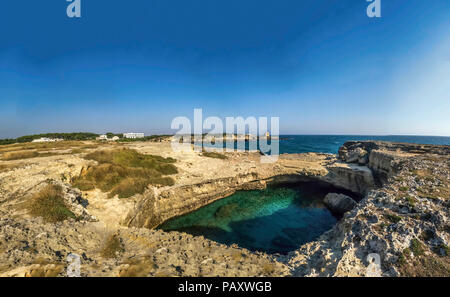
(161, 135, 449, 253)
(277, 135, 450, 154)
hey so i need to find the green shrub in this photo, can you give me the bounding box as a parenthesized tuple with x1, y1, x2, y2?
(28, 184, 76, 223)
(410, 238, 424, 256)
(385, 214, 402, 224)
(436, 244, 449, 256)
(405, 196, 417, 207)
(108, 178, 149, 199)
(73, 149, 177, 198)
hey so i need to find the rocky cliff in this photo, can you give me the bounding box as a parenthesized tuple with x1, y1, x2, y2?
(287, 141, 449, 276)
(0, 140, 448, 276)
(124, 152, 376, 229)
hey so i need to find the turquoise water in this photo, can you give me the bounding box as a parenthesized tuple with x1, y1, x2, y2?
(158, 183, 341, 254)
(168, 135, 449, 253)
(201, 135, 450, 154)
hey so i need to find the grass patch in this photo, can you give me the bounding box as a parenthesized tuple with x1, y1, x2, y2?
(398, 248, 411, 265)
(385, 214, 402, 224)
(85, 149, 177, 173)
(2, 151, 39, 160)
(101, 234, 124, 258)
(0, 164, 19, 173)
(72, 149, 177, 198)
(70, 148, 84, 154)
(28, 184, 76, 223)
(108, 178, 150, 198)
(0, 140, 87, 154)
(410, 238, 424, 256)
(405, 196, 417, 207)
(72, 179, 95, 191)
(201, 151, 228, 160)
(436, 244, 449, 256)
(399, 186, 409, 192)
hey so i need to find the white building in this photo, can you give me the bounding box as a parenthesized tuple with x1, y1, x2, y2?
(96, 134, 108, 141)
(123, 132, 145, 139)
(32, 137, 63, 143)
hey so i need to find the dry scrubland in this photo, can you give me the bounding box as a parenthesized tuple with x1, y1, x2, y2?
(0, 139, 291, 276)
(0, 139, 448, 276)
(72, 149, 177, 198)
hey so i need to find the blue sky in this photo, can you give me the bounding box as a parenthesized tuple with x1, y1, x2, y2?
(0, 0, 449, 138)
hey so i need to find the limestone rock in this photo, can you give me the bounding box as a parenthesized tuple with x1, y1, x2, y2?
(324, 193, 357, 215)
(347, 148, 367, 164)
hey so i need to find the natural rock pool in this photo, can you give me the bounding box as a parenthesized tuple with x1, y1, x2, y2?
(158, 182, 346, 254)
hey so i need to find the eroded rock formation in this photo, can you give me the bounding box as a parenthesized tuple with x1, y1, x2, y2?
(0, 140, 448, 276)
(324, 193, 357, 215)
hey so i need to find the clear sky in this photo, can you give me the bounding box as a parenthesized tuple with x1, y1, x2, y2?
(0, 0, 449, 138)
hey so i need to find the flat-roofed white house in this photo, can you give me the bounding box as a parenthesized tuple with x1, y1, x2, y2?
(32, 137, 63, 143)
(123, 132, 145, 139)
(96, 134, 108, 140)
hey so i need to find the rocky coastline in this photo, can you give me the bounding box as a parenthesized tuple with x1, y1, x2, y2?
(0, 140, 448, 276)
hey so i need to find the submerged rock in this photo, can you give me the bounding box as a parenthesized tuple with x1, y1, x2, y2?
(214, 203, 239, 218)
(323, 193, 357, 215)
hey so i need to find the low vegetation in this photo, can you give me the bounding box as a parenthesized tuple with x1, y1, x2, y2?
(101, 235, 124, 259)
(0, 164, 18, 172)
(0, 150, 75, 161)
(70, 148, 84, 154)
(0, 140, 102, 158)
(385, 213, 402, 224)
(201, 151, 228, 160)
(397, 239, 450, 276)
(2, 151, 40, 160)
(405, 196, 417, 207)
(27, 184, 76, 223)
(0, 133, 99, 146)
(410, 238, 424, 256)
(72, 149, 177, 198)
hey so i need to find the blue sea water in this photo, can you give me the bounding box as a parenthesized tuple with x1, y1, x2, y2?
(202, 135, 450, 155)
(162, 135, 449, 253)
(278, 135, 450, 154)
